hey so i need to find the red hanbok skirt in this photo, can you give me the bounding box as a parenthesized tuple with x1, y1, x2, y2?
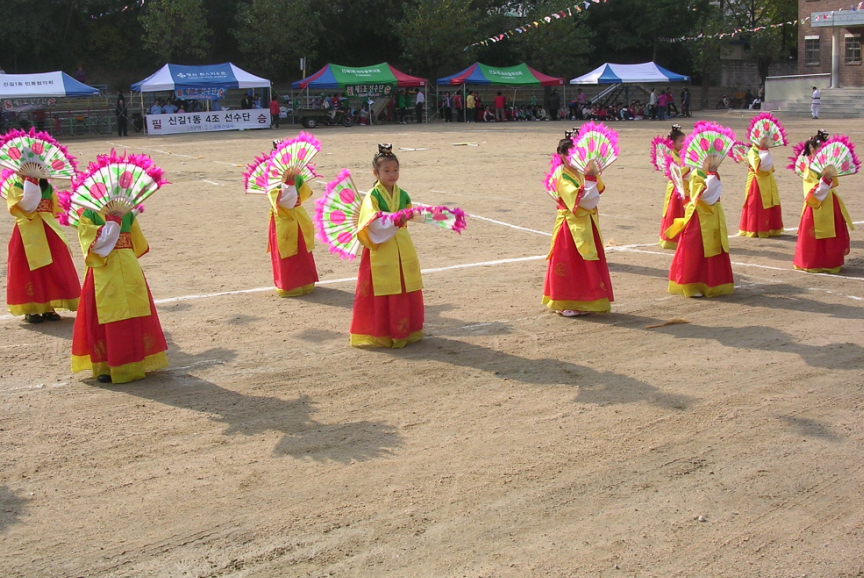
(349, 248, 424, 348)
(71, 269, 168, 384)
(542, 221, 613, 312)
(739, 180, 783, 237)
(793, 201, 851, 273)
(268, 216, 318, 297)
(6, 222, 80, 315)
(659, 192, 686, 249)
(668, 215, 734, 298)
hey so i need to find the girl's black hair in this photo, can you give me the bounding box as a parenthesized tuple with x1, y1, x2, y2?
(668, 124, 685, 141)
(373, 143, 399, 169)
(557, 129, 576, 156)
(803, 129, 830, 157)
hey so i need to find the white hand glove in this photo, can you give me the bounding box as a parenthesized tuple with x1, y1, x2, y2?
(367, 216, 399, 244)
(18, 179, 42, 213)
(578, 180, 600, 210)
(278, 182, 299, 209)
(701, 174, 722, 206)
(758, 149, 774, 172)
(813, 178, 832, 202)
(91, 221, 121, 258)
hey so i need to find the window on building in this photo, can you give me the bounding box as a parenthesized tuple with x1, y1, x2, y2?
(805, 38, 821, 66)
(846, 34, 862, 64)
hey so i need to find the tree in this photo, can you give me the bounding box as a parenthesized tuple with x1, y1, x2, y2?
(508, 1, 594, 79)
(394, 0, 481, 80)
(138, 0, 212, 63)
(685, 0, 729, 109)
(233, 0, 322, 81)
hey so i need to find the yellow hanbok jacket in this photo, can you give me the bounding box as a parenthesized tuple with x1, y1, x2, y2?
(7, 180, 69, 270)
(357, 182, 422, 297)
(802, 169, 854, 239)
(549, 167, 605, 261)
(78, 210, 150, 325)
(267, 175, 315, 258)
(666, 169, 729, 258)
(746, 147, 780, 209)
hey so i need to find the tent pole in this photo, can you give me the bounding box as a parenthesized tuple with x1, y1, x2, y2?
(463, 84, 467, 123)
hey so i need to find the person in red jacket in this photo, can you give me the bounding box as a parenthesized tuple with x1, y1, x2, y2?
(269, 95, 281, 129)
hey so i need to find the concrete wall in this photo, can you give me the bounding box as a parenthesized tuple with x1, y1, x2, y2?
(798, 0, 864, 86)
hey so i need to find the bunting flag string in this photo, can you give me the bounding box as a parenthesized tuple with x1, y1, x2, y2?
(464, 0, 607, 51)
(89, 0, 146, 21)
(660, 17, 803, 42)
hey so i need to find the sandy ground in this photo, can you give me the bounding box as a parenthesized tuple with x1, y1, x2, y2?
(1, 113, 863, 578)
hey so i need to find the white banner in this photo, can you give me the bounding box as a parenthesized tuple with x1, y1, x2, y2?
(145, 110, 271, 135)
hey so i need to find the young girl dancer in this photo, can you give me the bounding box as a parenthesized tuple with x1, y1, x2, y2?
(658, 124, 688, 249)
(792, 130, 855, 273)
(349, 145, 424, 348)
(542, 132, 614, 317)
(71, 207, 168, 383)
(268, 167, 318, 296)
(5, 174, 80, 322)
(739, 141, 783, 238)
(667, 160, 734, 298)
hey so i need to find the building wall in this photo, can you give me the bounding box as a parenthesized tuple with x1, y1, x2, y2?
(721, 60, 798, 91)
(798, 0, 864, 86)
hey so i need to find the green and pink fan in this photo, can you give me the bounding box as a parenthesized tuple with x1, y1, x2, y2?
(0, 128, 78, 180)
(787, 141, 810, 178)
(681, 122, 736, 172)
(567, 122, 619, 174)
(542, 154, 564, 202)
(650, 136, 674, 172)
(728, 141, 749, 165)
(663, 156, 687, 200)
(242, 153, 271, 195)
(748, 112, 788, 148)
(68, 150, 168, 217)
(316, 169, 363, 260)
(808, 135, 860, 180)
(0, 168, 16, 200)
(315, 169, 467, 261)
(264, 132, 322, 192)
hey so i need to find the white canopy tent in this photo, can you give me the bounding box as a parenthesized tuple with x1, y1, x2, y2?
(570, 62, 690, 85)
(0, 71, 101, 98)
(131, 62, 270, 93)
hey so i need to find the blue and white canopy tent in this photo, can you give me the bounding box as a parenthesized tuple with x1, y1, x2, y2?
(569, 62, 690, 108)
(0, 71, 101, 99)
(132, 62, 270, 111)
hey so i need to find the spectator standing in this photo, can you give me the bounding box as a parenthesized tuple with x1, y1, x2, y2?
(657, 90, 667, 121)
(396, 90, 408, 124)
(548, 89, 561, 121)
(649, 89, 658, 120)
(811, 86, 821, 119)
(681, 88, 691, 118)
(149, 99, 163, 115)
(474, 92, 483, 122)
(442, 92, 452, 123)
(465, 91, 475, 123)
(453, 91, 463, 122)
(116, 92, 128, 137)
(163, 99, 177, 114)
(494, 91, 505, 121)
(666, 87, 678, 116)
(269, 95, 281, 128)
(414, 89, 425, 123)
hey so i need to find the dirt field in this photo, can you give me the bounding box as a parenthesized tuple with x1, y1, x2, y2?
(1, 113, 863, 578)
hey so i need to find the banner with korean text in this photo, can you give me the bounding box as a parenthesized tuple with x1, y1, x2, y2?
(146, 110, 271, 135)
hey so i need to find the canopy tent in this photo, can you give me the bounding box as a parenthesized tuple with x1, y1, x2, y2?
(570, 62, 689, 85)
(291, 63, 427, 90)
(437, 62, 563, 87)
(292, 63, 428, 124)
(0, 71, 100, 98)
(131, 62, 270, 93)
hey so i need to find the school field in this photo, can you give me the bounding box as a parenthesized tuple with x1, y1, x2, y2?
(1, 114, 863, 578)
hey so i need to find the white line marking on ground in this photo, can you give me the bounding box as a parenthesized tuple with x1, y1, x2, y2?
(466, 214, 552, 237)
(202, 180, 222, 186)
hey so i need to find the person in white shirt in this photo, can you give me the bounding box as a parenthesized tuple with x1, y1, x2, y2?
(414, 90, 425, 123)
(811, 86, 821, 119)
(149, 99, 163, 115)
(163, 100, 178, 114)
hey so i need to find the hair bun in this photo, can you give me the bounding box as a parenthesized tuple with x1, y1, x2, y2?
(377, 143, 394, 157)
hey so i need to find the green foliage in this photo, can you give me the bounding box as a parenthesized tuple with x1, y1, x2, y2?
(394, 0, 481, 79)
(233, 0, 323, 79)
(138, 0, 212, 63)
